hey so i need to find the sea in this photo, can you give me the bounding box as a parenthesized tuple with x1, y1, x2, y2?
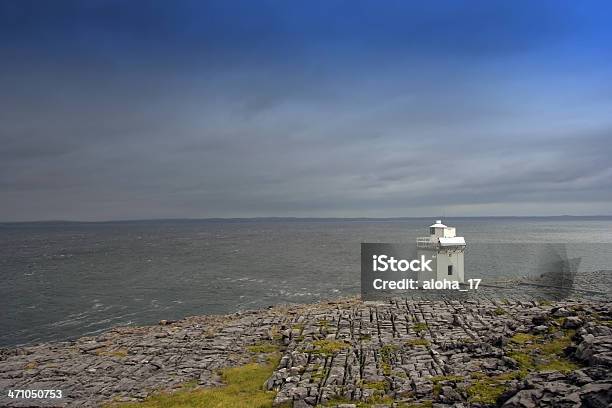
(1, 217, 611, 347)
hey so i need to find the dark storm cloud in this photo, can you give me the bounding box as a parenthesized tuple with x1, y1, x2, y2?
(0, 1, 570, 56)
(1, 1, 612, 220)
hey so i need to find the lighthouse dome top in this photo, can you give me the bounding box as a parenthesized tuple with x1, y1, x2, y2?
(429, 220, 447, 228)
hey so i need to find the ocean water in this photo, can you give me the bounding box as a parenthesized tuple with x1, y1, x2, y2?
(1, 217, 612, 347)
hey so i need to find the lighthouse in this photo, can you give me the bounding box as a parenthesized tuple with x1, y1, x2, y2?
(416, 220, 466, 284)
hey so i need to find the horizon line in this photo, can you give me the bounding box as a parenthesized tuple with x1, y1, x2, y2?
(2, 214, 612, 225)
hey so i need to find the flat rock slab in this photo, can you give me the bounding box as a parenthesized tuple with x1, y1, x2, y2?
(1, 297, 611, 407)
(0, 309, 290, 407)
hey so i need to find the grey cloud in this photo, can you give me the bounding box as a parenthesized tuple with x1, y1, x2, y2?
(1, 51, 612, 220)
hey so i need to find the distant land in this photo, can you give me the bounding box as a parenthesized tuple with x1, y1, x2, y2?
(2, 215, 612, 225)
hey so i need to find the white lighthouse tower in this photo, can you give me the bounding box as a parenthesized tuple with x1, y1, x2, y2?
(416, 220, 466, 283)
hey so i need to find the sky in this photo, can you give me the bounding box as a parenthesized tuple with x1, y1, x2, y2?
(1, 0, 612, 221)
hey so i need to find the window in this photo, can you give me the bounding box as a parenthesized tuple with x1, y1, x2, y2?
(430, 227, 435, 234)
(448, 265, 453, 275)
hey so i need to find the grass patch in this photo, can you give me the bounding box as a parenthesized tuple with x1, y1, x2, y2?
(310, 367, 327, 382)
(510, 333, 537, 344)
(247, 342, 278, 354)
(380, 344, 398, 375)
(96, 347, 129, 358)
(380, 344, 399, 358)
(361, 380, 388, 391)
(432, 375, 465, 398)
(431, 375, 464, 384)
(494, 307, 506, 316)
(325, 395, 395, 407)
(465, 330, 580, 405)
(318, 319, 330, 328)
(398, 401, 433, 408)
(465, 369, 531, 404)
(466, 377, 507, 404)
(405, 339, 430, 347)
(553, 317, 566, 325)
(203, 329, 216, 338)
(507, 351, 533, 368)
(412, 323, 428, 334)
(308, 339, 349, 356)
(539, 330, 574, 354)
(539, 359, 579, 372)
(268, 325, 282, 341)
(108, 349, 128, 358)
(361, 395, 394, 405)
(109, 354, 280, 408)
(507, 329, 579, 374)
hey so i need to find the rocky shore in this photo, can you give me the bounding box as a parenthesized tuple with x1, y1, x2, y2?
(1, 296, 611, 408)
